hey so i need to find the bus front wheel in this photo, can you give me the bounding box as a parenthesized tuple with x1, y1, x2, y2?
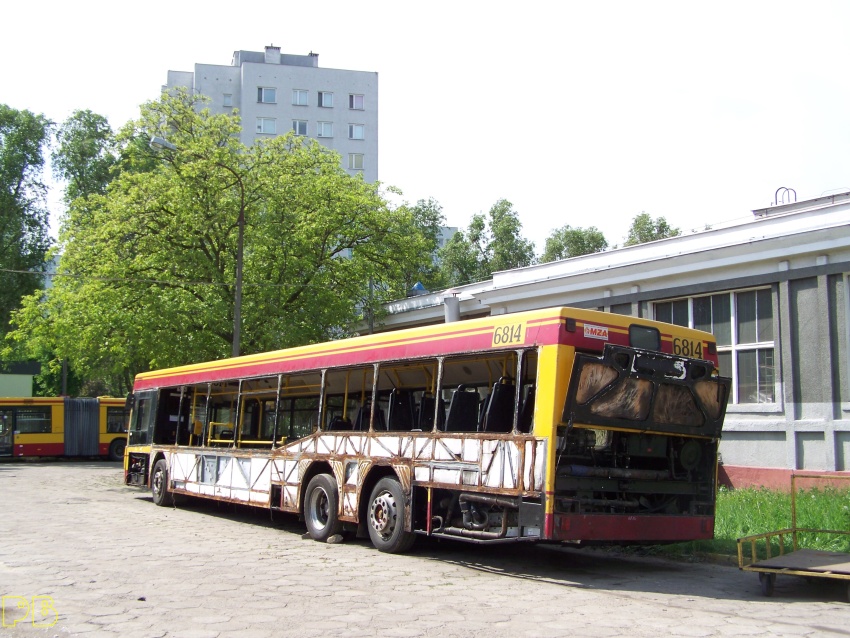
(367, 477, 415, 553)
(151, 459, 173, 507)
(304, 474, 343, 542)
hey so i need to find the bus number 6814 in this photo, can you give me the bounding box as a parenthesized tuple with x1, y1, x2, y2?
(672, 337, 703, 359)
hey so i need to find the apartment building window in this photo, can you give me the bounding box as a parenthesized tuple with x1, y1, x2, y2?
(318, 91, 334, 108)
(349, 94, 364, 110)
(223, 94, 233, 107)
(348, 124, 365, 140)
(654, 288, 775, 404)
(292, 120, 307, 136)
(292, 89, 308, 106)
(317, 122, 333, 138)
(256, 118, 276, 134)
(348, 153, 364, 170)
(257, 87, 277, 103)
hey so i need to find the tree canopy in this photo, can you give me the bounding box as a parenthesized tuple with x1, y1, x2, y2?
(0, 104, 53, 339)
(5, 92, 436, 393)
(541, 225, 608, 263)
(624, 212, 681, 246)
(438, 199, 535, 285)
(52, 110, 118, 204)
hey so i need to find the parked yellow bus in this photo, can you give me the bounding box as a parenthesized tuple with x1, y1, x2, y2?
(124, 306, 730, 552)
(0, 397, 128, 461)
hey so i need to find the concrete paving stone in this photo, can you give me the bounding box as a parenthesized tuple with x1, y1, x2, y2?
(170, 630, 222, 638)
(187, 614, 232, 624)
(217, 629, 275, 638)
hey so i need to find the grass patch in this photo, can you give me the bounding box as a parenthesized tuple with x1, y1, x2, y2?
(659, 486, 850, 559)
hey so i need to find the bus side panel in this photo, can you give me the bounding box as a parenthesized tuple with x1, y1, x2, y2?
(14, 402, 64, 457)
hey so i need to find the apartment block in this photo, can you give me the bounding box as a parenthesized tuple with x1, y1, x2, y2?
(166, 45, 378, 182)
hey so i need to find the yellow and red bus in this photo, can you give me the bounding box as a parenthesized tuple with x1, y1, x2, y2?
(124, 306, 730, 552)
(0, 397, 128, 461)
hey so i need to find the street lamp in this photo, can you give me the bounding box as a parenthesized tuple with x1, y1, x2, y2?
(150, 136, 246, 357)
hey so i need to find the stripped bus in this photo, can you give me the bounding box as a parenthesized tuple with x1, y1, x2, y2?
(124, 306, 730, 552)
(0, 396, 128, 461)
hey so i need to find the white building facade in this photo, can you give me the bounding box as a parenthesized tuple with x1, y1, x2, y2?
(166, 46, 378, 182)
(378, 192, 850, 487)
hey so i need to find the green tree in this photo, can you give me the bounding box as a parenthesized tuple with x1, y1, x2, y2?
(52, 110, 118, 204)
(541, 225, 608, 263)
(396, 197, 447, 293)
(0, 105, 53, 338)
(5, 91, 431, 393)
(438, 199, 535, 285)
(624, 212, 681, 246)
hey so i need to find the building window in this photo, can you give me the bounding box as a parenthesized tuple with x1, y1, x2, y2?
(292, 120, 307, 136)
(349, 94, 364, 110)
(257, 87, 276, 103)
(348, 124, 365, 140)
(318, 91, 334, 108)
(348, 153, 364, 170)
(223, 94, 233, 107)
(256, 118, 276, 135)
(654, 289, 775, 404)
(317, 121, 333, 138)
(292, 89, 308, 106)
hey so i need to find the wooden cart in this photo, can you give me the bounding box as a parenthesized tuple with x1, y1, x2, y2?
(737, 473, 850, 601)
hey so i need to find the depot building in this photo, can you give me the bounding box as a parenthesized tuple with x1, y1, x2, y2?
(376, 191, 850, 488)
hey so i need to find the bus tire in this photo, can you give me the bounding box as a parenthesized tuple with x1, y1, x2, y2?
(367, 477, 415, 553)
(304, 474, 342, 542)
(151, 459, 174, 507)
(107, 437, 126, 462)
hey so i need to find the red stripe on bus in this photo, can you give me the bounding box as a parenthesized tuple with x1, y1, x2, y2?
(552, 514, 714, 542)
(15, 443, 65, 457)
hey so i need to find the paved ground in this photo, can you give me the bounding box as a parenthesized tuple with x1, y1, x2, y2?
(1, 461, 848, 637)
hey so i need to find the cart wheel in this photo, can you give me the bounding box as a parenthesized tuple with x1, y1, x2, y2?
(759, 572, 775, 597)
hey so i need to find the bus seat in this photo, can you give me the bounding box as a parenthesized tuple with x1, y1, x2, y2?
(481, 378, 516, 433)
(445, 386, 480, 432)
(327, 416, 353, 431)
(219, 429, 234, 440)
(519, 386, 536, 433)
(417, 395, 445, 430)
(353, 405, 386, 431)
(387, 389, 415, 431)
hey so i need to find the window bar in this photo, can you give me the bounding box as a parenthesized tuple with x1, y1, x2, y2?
(433, 357, 445, 433)
(317, 369, 327, 431)
(271, 374, 283, 449)
(370, 364, 380, 431)
(234, 379, 243, 448)
(512, 351, 524, 433)
(175, 386, 186, 447)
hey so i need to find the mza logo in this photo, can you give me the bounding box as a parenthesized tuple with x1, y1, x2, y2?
(2, 595, 57, 628)
(583, 324, 609, 340)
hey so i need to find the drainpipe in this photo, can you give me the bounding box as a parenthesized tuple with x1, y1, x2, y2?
(444, 293, 460, 323)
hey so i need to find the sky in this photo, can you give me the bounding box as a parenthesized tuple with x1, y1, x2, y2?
(4, 1, 850, 251)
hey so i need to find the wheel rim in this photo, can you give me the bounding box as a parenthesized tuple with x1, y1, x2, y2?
(153, 466, 164, 498)
(370, 489, 398, 540)
(308, 487, 330, 530)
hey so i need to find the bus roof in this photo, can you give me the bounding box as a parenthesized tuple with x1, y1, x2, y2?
(132, 306, 717, 391)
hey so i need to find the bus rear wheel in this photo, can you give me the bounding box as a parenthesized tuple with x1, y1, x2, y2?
(367, 477, 415, 553)
(108, 437, 126, 462)
(304, 474, 342, 542)
(151, 459, 174, 507)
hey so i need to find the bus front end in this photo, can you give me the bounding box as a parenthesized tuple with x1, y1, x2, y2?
(550, 343, 730, 544)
